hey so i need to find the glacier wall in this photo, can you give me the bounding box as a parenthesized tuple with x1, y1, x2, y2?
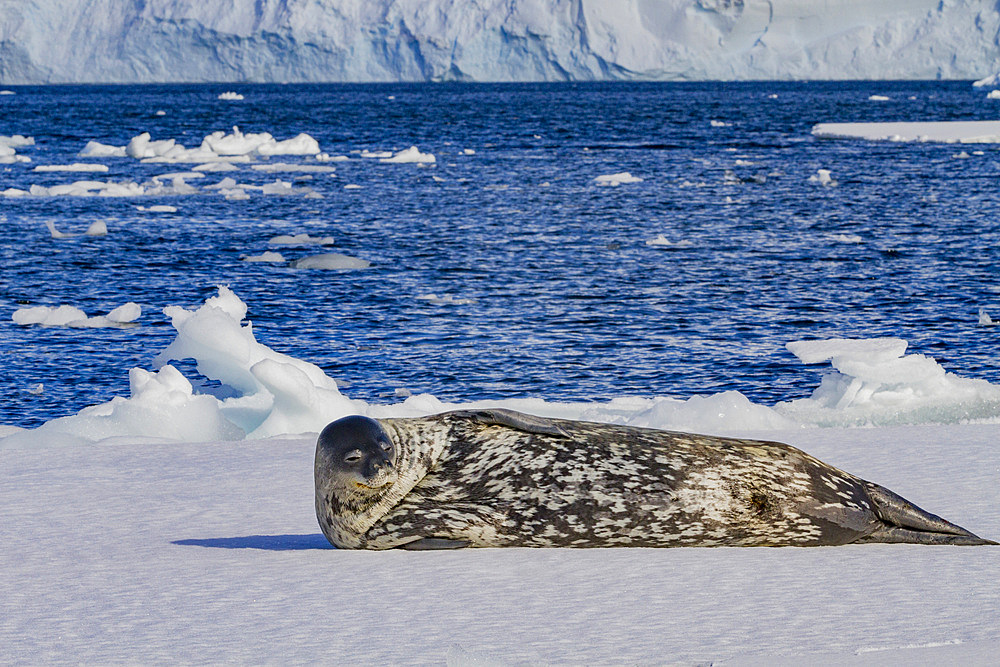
(2, 0, 1000, 84)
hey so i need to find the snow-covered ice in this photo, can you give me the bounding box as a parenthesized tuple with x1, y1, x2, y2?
(813, 121, 1000, 143)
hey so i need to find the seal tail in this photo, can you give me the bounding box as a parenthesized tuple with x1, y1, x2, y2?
(858, 482, 997, 546)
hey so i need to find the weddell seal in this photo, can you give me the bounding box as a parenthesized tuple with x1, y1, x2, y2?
(314, 409, 996, 550)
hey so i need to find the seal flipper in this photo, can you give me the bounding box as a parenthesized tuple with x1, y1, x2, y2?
(397, 537, 471, 550)
(449, 408, 572, 439)
(859, 482, 997, 546)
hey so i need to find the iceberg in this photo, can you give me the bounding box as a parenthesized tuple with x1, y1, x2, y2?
(3, 1, 1000, 83)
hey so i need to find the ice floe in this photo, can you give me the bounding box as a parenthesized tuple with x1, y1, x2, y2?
(13, 302, 141, 328)
(415, 293, 476, 305)
(289, 253, 371, 270)
(645, 235, 692, 248)
(0, 134, 34, 148)
(251, 163, 337, 173)
(973, 73, 1000, 87)
(217, 91, 244, 100)
(315, 152, 349, 162)
(192, 162, 239, 172)
(242, 251, 287, 263)
(813, 121, 1000, 143)
(380, 146, 436, 164)
(980, 309, 996, 326)
(0, 143, 30, 163)
(830, 233, 862, 243)
(710, 120, 731, 127)
(34, 163, 109, 172)
(44, 220, 108, 238)
(987, 90, 1000, 100)
(79, 141, 127, 158)
(595, 172, 643, 186)
(868, 94, 890, 101)
(137, 205, 178, 212)
(268, 233, 334, 246)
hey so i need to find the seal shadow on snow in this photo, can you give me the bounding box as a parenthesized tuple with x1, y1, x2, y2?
(172, 534, 335, 550)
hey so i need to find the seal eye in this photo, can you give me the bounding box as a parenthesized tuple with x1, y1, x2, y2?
(343, 449, 363, 464)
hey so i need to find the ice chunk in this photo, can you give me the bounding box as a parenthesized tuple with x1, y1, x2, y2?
(380, 146, 436, 163)
(126, 132, 177, 158)
(13, 305, 87, 326)
(830, 233, 862, 243)
(973, 73, 1000, 87)
(344, 184, 362, 189)
(106, 303, 141, 323)
(268, 233, 334, 246)
(0, 143, 30, 163)
(988, 90, 1000, 100)
(45, 220, 73, 239)
(255, 133, 320, 156)
(645, 235, 692, 248)
(136, 205, 178, 212)
(85, 221, 108, 236)
(776, 338, 1000, 426)
(218, 91, 244, 100)
(979, 309, 996, 326)
(79, 141, 127, 157)
(243, 251, 287, 263)
(360, 149, 393, 158)
(0, 135, 34, 148)
(415, 293, 476, 305)
(289, 253, 371, 270)
(461, 148, 476, 155)
(594, 172, 643, 186)
(868, 94, 890, 101)
(34, 163, 109, 172)
(315, 153, 349, 162)
(709, 120, 731, 127)
(808, 169, 836, 186)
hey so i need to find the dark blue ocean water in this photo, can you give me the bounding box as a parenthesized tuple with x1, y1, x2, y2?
(2, 81, 999, 429)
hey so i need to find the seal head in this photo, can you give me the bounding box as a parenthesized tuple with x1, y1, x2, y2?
(316, 415, 397, 492)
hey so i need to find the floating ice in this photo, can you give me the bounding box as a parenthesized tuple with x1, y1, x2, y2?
(218, 91, 244, 100)
(710, 120, 731, 127)
(27, 383, 43, 395)
(0, 135, 34, 148)
(192, 162, 239, 172)
(242, 251, 286, 263)
(137, 205, 178, 212)
(380, 146, 436, 164)
(289, 253, 371, 270)
(34, 163, 109, 172)
(595, 172, 643, 186)
(44, 220, 73, 239)
(461, 148, 476, 155)
(868, 94, 890, 101)
(344, 184, 362, 190)
(813, 121, 1000, 143)
(360, 149, 393, 159)
(831, 233, 862, 243)
(13, 302, 140, 328)
(980, 309, 996, 326)
(251, 163, 337, 173)
(645, 235, 692, 248)
(808, 169, 837, 186)
(23, 180, 144, 197)
(0, 143, 30, 163)
(953, 151, 971, 158)
(78, 141, 127, 158)
(775, 338, 1000, 426)
(86, 221, 108, 236)
(315, 153, 349, 162)
(988, 90, 1000, 100)
(973, 73, 1000, 87)
(415, 293, 476, 306)
(268, 233, 334, 246)
(0, 90, 14, 95)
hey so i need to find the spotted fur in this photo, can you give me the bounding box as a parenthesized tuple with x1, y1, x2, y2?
(315, 410, 994, 549)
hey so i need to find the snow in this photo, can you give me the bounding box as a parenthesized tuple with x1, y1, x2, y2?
(4, 1, 1000, 83)
(594, 172, 643, 186)
(813, 121, 1000, 143)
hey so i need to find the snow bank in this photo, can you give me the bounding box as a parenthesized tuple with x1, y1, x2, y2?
(380, 146, 436, 164)
(4, 290, 999, 449)
(813, 121, 1000, 143)
(775, 338, 1000, 426)
(595, 172, 643, 186)
(13, 302, 140, 328)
